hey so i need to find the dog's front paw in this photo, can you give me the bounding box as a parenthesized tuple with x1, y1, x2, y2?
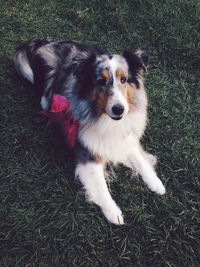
(148, 178, 166, 195)
(101, 203, 124, 225)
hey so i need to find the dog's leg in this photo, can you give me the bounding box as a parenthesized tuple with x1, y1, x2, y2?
(142, 150, 157, 167)
(75, 161, 124, 225)
(129, 144, 166, 195)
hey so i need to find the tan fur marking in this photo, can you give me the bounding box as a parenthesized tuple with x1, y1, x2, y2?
(92, 88, 108, 115)
(121, 83, 136, 111)
(97, 91, 108, 112)
(116, 69, 126, 79)
(101, 70, 110, 80)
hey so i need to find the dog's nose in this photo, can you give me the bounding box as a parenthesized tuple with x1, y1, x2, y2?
(112, 104, 124, 116)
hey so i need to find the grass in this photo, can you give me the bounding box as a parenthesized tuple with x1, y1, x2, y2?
(0, 0, 199, 266)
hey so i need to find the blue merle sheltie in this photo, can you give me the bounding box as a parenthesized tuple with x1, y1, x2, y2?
(14, 39, 166, 224)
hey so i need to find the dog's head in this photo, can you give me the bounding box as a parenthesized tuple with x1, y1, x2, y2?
(78, 49, 148, 121)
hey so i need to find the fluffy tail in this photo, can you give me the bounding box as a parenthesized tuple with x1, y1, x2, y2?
(14, 43, 34, 84)
(14, 39, 51, 84)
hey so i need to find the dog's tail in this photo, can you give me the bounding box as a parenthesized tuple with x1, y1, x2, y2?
(14, 39, 50, 84)
(14, 41, 35, 84)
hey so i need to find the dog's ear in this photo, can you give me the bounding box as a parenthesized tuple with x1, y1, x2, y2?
(122, 49, 149, 88)
(77, 53, 96, 98)
(123, 49, 149, 73)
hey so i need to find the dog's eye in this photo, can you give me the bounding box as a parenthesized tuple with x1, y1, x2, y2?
(97, 78, 107, 86)
(120, 77, 127, 84)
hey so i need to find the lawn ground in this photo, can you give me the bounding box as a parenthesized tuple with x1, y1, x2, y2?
(0, 0, 199, 266)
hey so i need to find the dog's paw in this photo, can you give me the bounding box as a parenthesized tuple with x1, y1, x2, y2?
(102, 203, 124, 225)
(148, 179, 166, 195)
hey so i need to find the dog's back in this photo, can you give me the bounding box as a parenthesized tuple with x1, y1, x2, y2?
(14, 39, 105, 109)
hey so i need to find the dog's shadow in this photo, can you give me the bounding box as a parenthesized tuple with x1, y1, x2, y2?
(10, 63, 76, 181)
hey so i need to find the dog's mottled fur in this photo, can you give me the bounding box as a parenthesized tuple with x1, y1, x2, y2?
(14, 39, 165, 224)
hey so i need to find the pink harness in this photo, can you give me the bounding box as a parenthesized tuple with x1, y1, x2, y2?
(42, 94, 78, 147)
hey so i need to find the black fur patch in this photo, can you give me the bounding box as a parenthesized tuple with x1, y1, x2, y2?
(123, 50, 149, 88)
(76, 53, 97, 98)
(75, 142, 97, 163)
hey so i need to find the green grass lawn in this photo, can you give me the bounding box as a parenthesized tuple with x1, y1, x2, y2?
(0, 0, 199, 266)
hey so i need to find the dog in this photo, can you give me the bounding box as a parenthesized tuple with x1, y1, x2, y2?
(14, 39, 166, 225)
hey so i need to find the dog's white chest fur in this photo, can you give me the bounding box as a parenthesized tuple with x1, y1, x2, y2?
(79, 111, 147, 164)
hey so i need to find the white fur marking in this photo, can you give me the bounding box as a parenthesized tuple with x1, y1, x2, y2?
(79, 110, 147, 164)
(41, 96, 49, 110)
(105, 56, 129, 118)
